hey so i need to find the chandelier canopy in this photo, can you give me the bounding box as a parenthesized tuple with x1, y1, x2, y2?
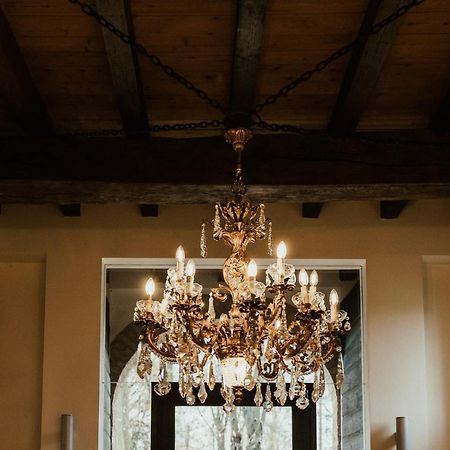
(133, 129, 350, 413)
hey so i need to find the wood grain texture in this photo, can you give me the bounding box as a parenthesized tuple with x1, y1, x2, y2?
(0, 133, 449, 203)
(328, 0, 405, 135)
(229, 0, 267, 125)
(0, 6, 53, 135)
(96, 0, 148, 137)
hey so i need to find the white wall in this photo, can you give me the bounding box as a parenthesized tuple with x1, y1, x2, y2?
(0, 200, 449, 449)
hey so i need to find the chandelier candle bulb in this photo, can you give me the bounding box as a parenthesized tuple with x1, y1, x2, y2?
(309, 270, 318, 303)
(144, 277, 155, 312)
(299, 269, 309, 302)
(185, 259, 195, 296)
(176, 245, 185, 280)
(330, 289, 339, 322)
(276, 241, 287, 281)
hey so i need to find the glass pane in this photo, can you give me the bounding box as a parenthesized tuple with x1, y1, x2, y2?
(175, 406, 292, 450)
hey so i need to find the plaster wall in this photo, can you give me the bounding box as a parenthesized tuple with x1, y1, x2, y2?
(0, 200, 449, 450)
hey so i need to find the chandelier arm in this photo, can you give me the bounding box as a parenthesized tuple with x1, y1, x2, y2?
(183, 313, 215, 353)
(145, 328, 178, 362)
(256, 358, 280, 381)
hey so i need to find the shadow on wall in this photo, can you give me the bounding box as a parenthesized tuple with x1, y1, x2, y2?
(371, 424, 396, 449)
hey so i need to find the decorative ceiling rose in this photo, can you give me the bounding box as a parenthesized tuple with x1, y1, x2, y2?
(133, 128, 350, 413)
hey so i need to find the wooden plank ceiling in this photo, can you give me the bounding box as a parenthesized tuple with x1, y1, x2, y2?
(0, 0, 449, 210)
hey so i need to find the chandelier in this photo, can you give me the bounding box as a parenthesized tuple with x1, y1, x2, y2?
(133, 128, 350, 413)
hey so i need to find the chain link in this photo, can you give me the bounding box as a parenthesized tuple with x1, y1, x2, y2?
(59, 119, 225, 137)
(68, 0, 225, 113)
(253, 0, 425, 114)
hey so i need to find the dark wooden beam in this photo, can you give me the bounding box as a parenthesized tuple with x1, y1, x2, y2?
(96, 0, 148, 138)
(139, 204, 159, 217)
(302, 202, 324, 219)
(228, 0, 267, 127)
(379, 200, 408, 219)
(429, 90, 450, 134)
(328, 0, 408, 135)
(59, 204, 81, 217)
(0, 133, 449, 203)
(0, 7, 53, 136)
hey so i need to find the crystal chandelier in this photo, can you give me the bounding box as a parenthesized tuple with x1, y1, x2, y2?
(133, 128, 350, 412)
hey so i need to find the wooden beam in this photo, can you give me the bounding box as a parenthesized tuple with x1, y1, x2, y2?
(379, 200, 408, 219)
(0, 6, 53, 136)
(139, 204, 159, 217)
(328, 0, 407, 135)
(59, 204, 81, 216)
(0, 133, 449, 203)
(96, 0, 148, 138)
(228, 0, 267, 127)
(429, 90, 450, 134)
(302, 202, 324, 219)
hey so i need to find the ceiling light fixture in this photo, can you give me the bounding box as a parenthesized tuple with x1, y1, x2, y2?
(133, 129, 350, 412)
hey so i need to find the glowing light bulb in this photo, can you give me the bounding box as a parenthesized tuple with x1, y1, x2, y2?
(145, 277, 155, 297)
(310, 270, 319, 286)
(176, 245, 185, 262)
(247, 260, 257, 278)
(299, 269, 309, 286)
(276, 241, 287, 259)
(186, 259, 196, 277)
(330, 289, 339, 306)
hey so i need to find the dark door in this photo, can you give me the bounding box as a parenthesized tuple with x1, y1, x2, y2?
(151, 383, 316, 450)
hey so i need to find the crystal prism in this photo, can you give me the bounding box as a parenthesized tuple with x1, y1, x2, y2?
(263, 384, 273, 412)
(207, 360, 216, 390)
(254, 382, 263, 406)
(198, 381, 208, 404)
(335, 352, 345, 389)
(136, 344, 152, 379)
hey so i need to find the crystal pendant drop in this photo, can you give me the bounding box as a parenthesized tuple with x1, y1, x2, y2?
(311, 370, 320, 403)
(319, 365, 326, 398)
(154, 360, 171, 396)
(296, 383, 309, 410)
(223, 401, 235, 414)
(207, 293, 216, 320)
(200, 223, 207, 258)
(186, 383, 196, 406)
(267, 221, 273, 256)
(244, 366, 256, 391)
(207, 360, 216, 390)
(254, 382, 263, 406)
(220, 384, 228, 400)
(263, 384, 273, 412)
(198, 380, 208, 404)
(213, 204, 221, 236)
(335, 352, 345, 389)
(137, 344, 152, 379)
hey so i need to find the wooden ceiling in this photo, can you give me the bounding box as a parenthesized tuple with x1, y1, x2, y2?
(1, 0, 450, 134)
(0, 0, 449, 211)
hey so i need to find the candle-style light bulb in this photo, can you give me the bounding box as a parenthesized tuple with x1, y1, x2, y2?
(276, 241, 287, 259)
(330, 289, 339, 306)
(310, 270, 319, 286)
(145, 277, 155, 297)
(330, 289, 339, 322)
(176, 245, 185, 279)
(247, 260, 257, 279)
(176, 245, 185, 262)
(299, 269, 309, 286)
(185, 259, 196, 277)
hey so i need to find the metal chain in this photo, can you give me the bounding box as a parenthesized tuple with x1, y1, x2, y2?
(68, 0, 225, 114)
(252, 0, 426, 114)
(60, 119, 225, 137)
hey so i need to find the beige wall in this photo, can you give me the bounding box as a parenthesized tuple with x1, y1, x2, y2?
(0, 200, 449, 450)
(0, 261, 45, 450)
(423, 260, 450, 450)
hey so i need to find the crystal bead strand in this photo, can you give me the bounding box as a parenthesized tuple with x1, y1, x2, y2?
(200, 222, 207, 257)
(335, 352, 345, 389)
(213, 203, 221, 236)
(267, 221, 273, 256)
(259, 204, 266, 230)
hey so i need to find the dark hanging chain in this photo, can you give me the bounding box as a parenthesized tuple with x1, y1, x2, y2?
(252, 0, 426, 115)
(68, 0, 225, 115)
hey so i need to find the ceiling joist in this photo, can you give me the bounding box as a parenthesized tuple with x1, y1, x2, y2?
(228, 0, 267, 126)
(96, 0, 148, 138)
(328, 0, 407, 135)
(0, 133, 449, 203)
(0, 7, 53, 136)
